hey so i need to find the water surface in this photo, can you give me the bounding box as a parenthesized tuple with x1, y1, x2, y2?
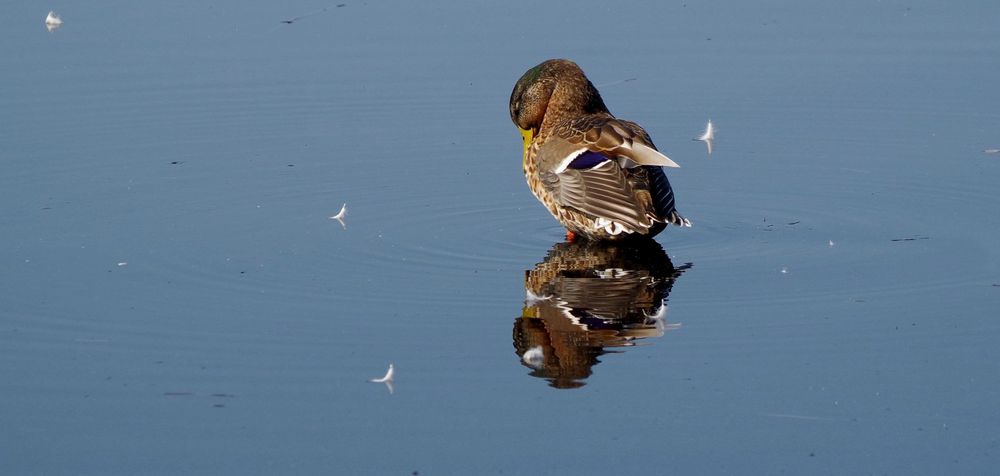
(3, 1, 999, 474)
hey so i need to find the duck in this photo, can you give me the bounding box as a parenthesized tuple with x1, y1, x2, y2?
(509, 59, 690, 241)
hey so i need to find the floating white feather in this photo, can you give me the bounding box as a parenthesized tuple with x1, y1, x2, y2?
(644, 303, 669, 321)
(45, 11, 62, 26)
(696, 119, 714, 142)
(522, 346, 544, 368)
(525, 289, 552, 305)
(369, 363, 394, 383)
(329, 203, 347, 229)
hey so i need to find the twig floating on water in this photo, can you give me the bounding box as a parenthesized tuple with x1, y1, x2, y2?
(279, 4, 345, 24)
(891, 236, 929, 242)
(760, 412, 835, 421)
(595, 77, 637, 88)
(280, 7, 328, 24)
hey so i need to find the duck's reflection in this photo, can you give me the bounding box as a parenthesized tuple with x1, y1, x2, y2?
(513, 240, 690, 389)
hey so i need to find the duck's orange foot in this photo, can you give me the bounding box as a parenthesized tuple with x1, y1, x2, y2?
(565, 230, 577, 242)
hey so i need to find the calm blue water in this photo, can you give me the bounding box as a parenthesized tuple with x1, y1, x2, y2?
(3, 1, 999, 474)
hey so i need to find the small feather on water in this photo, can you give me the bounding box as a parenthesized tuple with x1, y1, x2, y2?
(369, 363, 394, 394)
(329, 203, 347, 228)
(522, 346, 544, 368)
(694, 120, 714, 155)
(525, 289, 552, 305)
(643, 303, 669, 321)
(369, 363, 393, 383)
(695, 119, 714, 142)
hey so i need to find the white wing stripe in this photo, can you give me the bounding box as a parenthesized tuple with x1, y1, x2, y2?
(552, 148, 590, 174)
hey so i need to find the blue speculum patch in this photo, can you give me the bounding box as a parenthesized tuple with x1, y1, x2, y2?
(567, 150, 610, 169)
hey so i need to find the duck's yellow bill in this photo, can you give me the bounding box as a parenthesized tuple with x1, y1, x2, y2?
(519, 127, 533, 155)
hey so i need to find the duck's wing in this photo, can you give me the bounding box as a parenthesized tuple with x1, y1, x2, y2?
(543, 116, 679, 170)
(647, 165, 690, 227)
(534, 117, 685, 234)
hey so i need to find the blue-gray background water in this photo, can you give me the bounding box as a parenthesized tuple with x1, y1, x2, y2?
(3, 1, 999, 474)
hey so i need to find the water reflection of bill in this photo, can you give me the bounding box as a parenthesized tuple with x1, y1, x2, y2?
(513, 240, 690, 389)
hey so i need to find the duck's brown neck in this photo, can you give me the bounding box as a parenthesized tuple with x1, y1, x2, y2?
(539, 80, 611, 134)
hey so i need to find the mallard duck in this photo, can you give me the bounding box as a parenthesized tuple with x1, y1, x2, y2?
(509, 59, 690, 241)
(514, 240, 690, 388)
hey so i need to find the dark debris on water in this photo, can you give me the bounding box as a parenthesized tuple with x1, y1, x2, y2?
(163, 392, 236, 398)
(280, 3, 346, 24)
(891, 236, 930, 242)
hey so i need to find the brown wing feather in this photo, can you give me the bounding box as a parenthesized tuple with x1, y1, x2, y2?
(532, 114, 685, 235)
(541, 161, 655, 233)
(550, 116, 678, 168)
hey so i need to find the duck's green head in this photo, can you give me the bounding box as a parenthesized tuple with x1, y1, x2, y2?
(509, 59, 608, 155)
(509, 63, 548, 154)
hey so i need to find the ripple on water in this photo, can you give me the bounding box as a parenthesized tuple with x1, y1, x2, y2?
(664, 160, 997, 308)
